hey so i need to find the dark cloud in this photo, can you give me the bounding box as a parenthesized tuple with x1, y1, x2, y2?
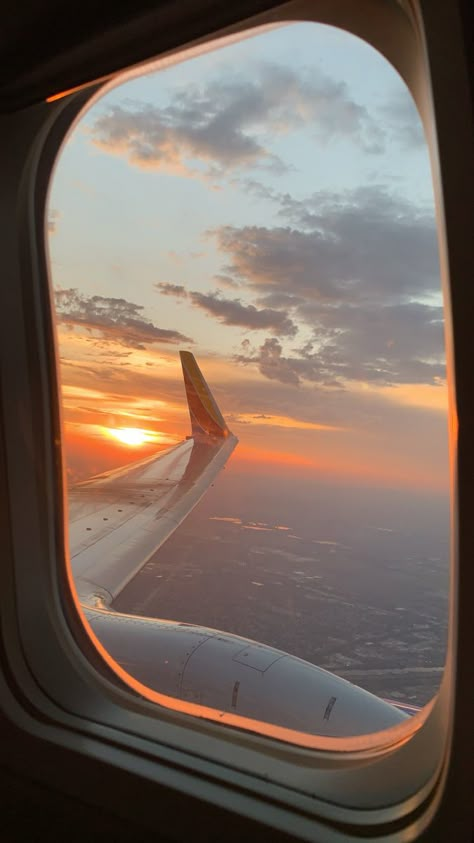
(212, 186, 439, 303)
(156, 282, 188, 298)
(91, 63, 385, 178)
(188, 291, 298, 337)
(55, 288, 192, 349)
(211, 185, 443, 387)
(237, 338, 300, 385)
(236, 298, 445, 387)
(302, 301, 445, 383)
(256, 292, 305, 309)
(155, 283, 298, 337)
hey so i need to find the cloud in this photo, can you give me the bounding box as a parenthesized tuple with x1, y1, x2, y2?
(158, 185, 443, 387)
(237, 338, 301, 385)
(213, 273, 242, 290)
(155, 282, 188, 298)
(206, 184, 444, 387)
(55, 288, 192, 349)
(301, 301, 445, 384)
(379, 92, 425, 150)
(212, 186, 439, 303)
(90, 63, 385, 179)
(236, 297, 445, 387)
(59, 354, 448, 491)
(156, 283, 298, 337)
(189, 291, 298, 337)
(227, 412, 343, 432)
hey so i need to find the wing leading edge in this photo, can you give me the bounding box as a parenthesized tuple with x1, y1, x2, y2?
(68, 353, 238, 608)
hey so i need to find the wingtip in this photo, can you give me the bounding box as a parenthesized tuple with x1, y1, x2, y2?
(179, 351, 230, 439)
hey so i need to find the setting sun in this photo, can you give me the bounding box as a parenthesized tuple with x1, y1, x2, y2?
(108, 427, 157, 447)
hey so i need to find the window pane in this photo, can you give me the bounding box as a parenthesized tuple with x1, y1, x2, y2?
(48, 22, 448, 740)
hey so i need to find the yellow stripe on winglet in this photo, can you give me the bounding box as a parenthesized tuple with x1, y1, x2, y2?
(180, 351, 230, 438)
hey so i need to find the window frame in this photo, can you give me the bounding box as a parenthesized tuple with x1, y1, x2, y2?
(0, 0, 472, 839)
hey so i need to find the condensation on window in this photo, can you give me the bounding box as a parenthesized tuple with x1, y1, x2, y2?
(47, 21, 448, 742)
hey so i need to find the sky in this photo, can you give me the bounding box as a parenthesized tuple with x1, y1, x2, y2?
(47, 21, 449, 496)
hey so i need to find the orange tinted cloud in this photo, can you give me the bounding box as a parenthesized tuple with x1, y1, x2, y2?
(56, 312, 448, 494)
(357, 381, 448, 412)
(231, 413, 345, 432)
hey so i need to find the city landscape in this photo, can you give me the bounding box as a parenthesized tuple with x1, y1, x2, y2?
(114, 460, 449, 708)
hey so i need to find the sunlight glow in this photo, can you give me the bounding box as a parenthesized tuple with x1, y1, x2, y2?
(108, 427, 160, 446)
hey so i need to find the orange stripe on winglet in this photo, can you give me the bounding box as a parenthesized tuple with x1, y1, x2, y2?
(180, 351, 229, 439)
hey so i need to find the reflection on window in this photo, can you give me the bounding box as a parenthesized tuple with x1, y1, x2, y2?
(48, 22, 448, 741)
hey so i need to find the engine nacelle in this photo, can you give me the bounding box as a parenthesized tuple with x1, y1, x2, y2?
(86, 606, 405, 737)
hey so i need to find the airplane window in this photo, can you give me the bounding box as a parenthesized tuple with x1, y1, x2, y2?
(47, 21, 448, 741)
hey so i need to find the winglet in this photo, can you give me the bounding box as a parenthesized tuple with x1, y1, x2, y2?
(180, 351, 230, 439)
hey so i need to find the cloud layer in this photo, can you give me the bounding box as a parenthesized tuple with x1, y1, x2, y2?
(55, 288, 192, 349)
(91, 63, 386, 178)
(208, 185, 443, 386)
(213, 186, 438, 303)
(156, 282, 297, 337)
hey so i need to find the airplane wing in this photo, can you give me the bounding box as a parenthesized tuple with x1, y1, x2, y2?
(68, 351, 238, 608)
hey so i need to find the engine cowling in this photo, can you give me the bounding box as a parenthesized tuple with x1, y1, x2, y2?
(86, 606, 405, 737)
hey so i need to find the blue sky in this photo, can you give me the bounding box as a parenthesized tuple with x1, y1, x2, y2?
(50, 22, 434, 314)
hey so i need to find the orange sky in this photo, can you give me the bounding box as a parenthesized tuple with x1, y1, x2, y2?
(58, 332, 450, 494)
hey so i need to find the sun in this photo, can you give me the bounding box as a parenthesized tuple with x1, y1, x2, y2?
(108, 427, 155, 447)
